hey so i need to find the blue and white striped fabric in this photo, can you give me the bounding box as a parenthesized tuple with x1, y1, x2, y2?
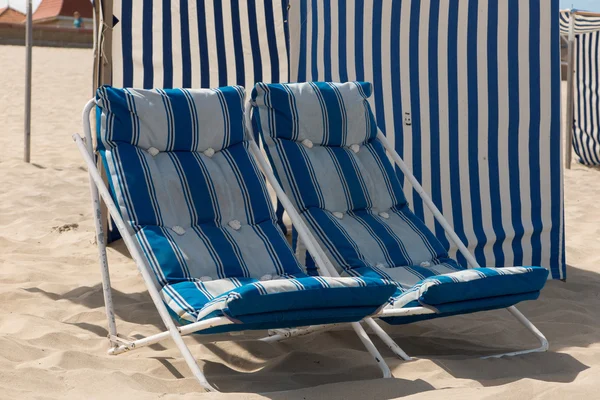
(110, 0, 289, 89)
(105, 0, 564, 279)
(252, 81, 549, 317)
(560, 10, 600, 35)
(560, 10, 600, 165)
(95, 85, 396, 329)
(286, 0, 565, 280)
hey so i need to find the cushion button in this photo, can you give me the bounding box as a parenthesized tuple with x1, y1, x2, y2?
(228, 220, 242, 230)
(203, 147, 215, 157)
(333, 212, 344, 219)
(172, 226, 185, 235)
(378, 211, 390, 219)
(200, 276, 212, 282)
(420, 261, 431, 268)
(260, 274, 273, 281)
(301, 139, 314, 149)
(147, 147, 160, 156)
(375, 263, 386, 269)
(350, 144, 360, 153)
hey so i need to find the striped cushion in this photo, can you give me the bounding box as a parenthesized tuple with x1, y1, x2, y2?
(252, 82, 451, 274)
(162, 274, 394, 324)
(97, 86, 302, 285)
(252, 81, 548, 313)
(96, 85, 396, 327)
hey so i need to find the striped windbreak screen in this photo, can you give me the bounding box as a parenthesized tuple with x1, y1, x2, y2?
(108, 0, 565, 279)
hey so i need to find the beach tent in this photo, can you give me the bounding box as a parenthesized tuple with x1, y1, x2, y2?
(560, 9, 600, 168)
(91, 0, 565, 280)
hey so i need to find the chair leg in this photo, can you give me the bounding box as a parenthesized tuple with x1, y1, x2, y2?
(89, 173, 118, 348)
(364, 318, 412, 361)
(351, 322, 392, 378)
(481, 306, 549, 359)
(168, 329, 217, 391)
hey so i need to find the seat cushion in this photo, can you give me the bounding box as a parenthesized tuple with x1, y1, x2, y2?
(161, 274, 397, 327)
(382, 266, 549, 312)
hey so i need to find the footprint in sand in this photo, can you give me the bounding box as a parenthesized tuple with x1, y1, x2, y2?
(52, 223, 79, 233)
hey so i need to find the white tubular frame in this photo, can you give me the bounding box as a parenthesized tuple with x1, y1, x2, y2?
(77, 99, 401, 391)
(245, 101, 548, 359)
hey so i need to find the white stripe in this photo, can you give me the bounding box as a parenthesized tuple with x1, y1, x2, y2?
(539, 4, 552, 272)
(168, 5, 183, 87)
(456, 0, 475, 256)
(203, 1, 219, 88)
(437, 1, 455, 256)
(418, 0, 433, 230)
(496, 0, 514, 267)
(399, 1, 412, 205)
(476, 2, 495, 265)
(188, 0, 202, 88)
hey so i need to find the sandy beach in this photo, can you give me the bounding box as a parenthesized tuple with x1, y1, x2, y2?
(1, 44, 599, 399)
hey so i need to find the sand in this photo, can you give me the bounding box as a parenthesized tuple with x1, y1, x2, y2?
(1, 44, 599, 399)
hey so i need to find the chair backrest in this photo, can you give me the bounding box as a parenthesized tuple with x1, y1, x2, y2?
(252, 82, 460, 275)
(96, 86, 304, 287)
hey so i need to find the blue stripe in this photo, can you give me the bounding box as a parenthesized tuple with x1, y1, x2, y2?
(338, 0, 348, 82)
(550, 0, 565, 278)
(142, 0, 153, 88)
(176, 153, 217, 223)
(278, 140, 322, 210)
(297, 0, 307, 82)
(323, 0, 332, 82)
(390, 0, 404, 184)
(179, 0, 192, 88)
(230, 0, 246, 86)
(195, 0, 210, 87)
(281, 0, 291, 81)
(213, 0, 228, 87)
(353, 0, 364, 80)
(247, 0, 263, 82)
(121, 0, 133, 87)
(263, 0, 281, 83)
(165, 89, 193, 150)
(409, 0, 424, 221)
(528, 1, 542, 267)
(310, 0, 319, 80)
(486, 0, 506, 266)
(161, 0, 173, 88)
(507, 0, 524, 266)
(314, 82, 343, 145)
(371, 0, 385, 135)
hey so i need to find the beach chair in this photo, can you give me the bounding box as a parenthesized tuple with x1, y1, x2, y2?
(248, 81, 549, 359)
(73, 85, 400, 391)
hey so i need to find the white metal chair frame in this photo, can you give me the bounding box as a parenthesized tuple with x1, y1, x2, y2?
(75, 98, 406, 392)
(75, 95, 549, 392)
(244, 101, 549, 360)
